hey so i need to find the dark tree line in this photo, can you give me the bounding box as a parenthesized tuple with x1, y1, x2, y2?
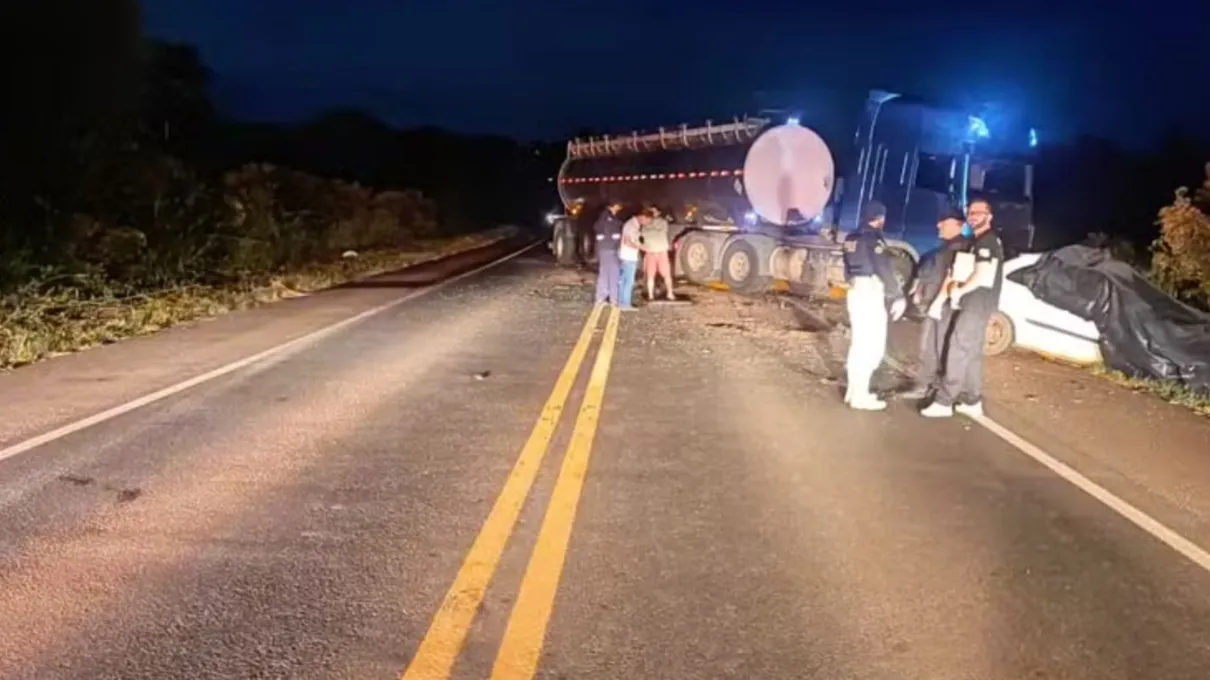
(0, 1, 558, 290)
(215, 112, 560, 235)
(1032, 132, 1209, 258)
(0, 0, 1203, 285)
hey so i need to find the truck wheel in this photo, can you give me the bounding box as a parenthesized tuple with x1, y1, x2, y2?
(721, 240, 772, 294)
(552, 221, 577, 266)
(984, 311, 1014, 356)
(678, 232, 716, 284)
(888, 249, 916, 297)
(579, 231, 596, 265)
(787, 249, 825, 297)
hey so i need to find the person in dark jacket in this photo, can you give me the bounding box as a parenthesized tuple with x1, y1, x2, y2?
(922, 198, 1005, 418)
(842, 200, 907, 410)
(900, 210, 968, 400)
(593, 203, 624, 304)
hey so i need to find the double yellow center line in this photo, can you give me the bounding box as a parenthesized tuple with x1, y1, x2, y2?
(401, 303, 622, 680)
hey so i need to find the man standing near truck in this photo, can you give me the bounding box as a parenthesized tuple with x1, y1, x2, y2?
(842, 200, 907, 410)
(593, 203, 624, 305)
(900, 209, 968, 400)
(617, 210, 650, 310)
(921, 198, 1003, 418)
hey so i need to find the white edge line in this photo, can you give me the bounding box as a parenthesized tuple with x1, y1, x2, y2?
(0, 239, 540, 464)
(974, 413, 1210, 573)
(886, 344, 1208, 571)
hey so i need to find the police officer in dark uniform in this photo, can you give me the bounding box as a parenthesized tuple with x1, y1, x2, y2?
(592, 203, 623, 304)
(842, 200, 907, 410)
(921, 198, 1004, 418)
(900, 208, 969, 400)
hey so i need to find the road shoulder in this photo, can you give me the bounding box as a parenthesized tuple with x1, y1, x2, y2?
(0, 238, 534, 450)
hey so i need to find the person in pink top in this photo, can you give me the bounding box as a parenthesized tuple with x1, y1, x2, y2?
(641, 206, 675, 301)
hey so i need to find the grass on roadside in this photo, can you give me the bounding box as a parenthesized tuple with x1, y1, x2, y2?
(0, 227, 518, 370)
(1090, 363, 1210, 417)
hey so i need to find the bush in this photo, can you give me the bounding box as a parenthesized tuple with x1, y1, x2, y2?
(0, 147, 507, 369)
(1151, 162, 1210, 307)
(0, 228, 511, 369)
(217, 163, 439, 274)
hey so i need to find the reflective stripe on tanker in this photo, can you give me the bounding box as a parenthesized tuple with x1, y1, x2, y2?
(559, 170, 744, 183)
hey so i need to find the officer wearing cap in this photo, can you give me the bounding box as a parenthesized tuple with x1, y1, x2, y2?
(842, 200, 907, 410)
(901, 208, 969, 400)
(921, 198, 1004, 418)
(592, 203, 624, 305)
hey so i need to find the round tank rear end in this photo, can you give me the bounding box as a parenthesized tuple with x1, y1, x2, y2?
(741, 123, 835, 226)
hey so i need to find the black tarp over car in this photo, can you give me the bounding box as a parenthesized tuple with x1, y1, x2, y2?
(1007, 245, 1210, 394)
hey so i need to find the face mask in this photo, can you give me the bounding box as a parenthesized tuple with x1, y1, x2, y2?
(961, 222, 975, 238)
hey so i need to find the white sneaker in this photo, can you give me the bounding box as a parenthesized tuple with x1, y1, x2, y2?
(955, 401, 984, 418)
(849, 395, 887, 411)
(920, 402, 954, 418)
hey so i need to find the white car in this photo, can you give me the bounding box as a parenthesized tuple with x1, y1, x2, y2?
(986, 253, 1102, 365)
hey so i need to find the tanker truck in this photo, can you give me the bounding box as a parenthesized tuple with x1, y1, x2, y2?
(547, 90, 1037, 296)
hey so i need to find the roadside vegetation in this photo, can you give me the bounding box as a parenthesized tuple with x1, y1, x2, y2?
(1079, 164, 1210, 413)
(0, 12, 536, 370)
(1151, 164, 1210, 310)
(0, 159, 513, 368)
(1091, 365, 1210, 417)
(0, 82, 511, 370)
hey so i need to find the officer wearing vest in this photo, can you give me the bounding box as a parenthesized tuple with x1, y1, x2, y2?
(842, 200, 907, 410)
(921, 198, 1004, 418)
(900, 209, 969, 400)
(593, 203, 623, 304)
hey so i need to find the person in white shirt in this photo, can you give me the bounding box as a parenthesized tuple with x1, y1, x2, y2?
(617, 211, 650, 310)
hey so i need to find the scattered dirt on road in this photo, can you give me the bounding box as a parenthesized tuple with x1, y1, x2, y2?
(530, 271, 1210, 433)
(629, 286, 871, 388)
(540, 267, 595, 288)
(638, 282, 1210, 433)
(530, 266, 596, 303)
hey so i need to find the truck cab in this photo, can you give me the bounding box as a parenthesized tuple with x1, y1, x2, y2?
(833, 91, 1037, 268)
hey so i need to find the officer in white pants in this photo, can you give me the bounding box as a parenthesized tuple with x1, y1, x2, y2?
(842, 200, 907, 410)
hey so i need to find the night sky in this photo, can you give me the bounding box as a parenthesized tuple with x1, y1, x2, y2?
(144, 0, 1209, 147)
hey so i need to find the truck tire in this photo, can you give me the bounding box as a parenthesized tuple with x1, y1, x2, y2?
(552, 220, 578, 266)
(984, 311, 1014, 356)
(721, 240, 773, 294)
(786, 248, 827, 297)
(579, 230, 596, 265)
(677, 232, 717, 284)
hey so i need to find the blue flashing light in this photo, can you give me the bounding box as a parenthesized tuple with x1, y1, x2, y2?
(1029, 127, 1038, 148)
(967, 116, 990, 140)
(743, 210, 759, 226)
(786, 116, 800, 126)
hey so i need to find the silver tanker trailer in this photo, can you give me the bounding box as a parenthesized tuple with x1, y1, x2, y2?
(547, 90, 1037, 297)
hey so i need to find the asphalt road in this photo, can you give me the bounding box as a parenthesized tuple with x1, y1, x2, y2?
(2, 243, 1210, 680)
